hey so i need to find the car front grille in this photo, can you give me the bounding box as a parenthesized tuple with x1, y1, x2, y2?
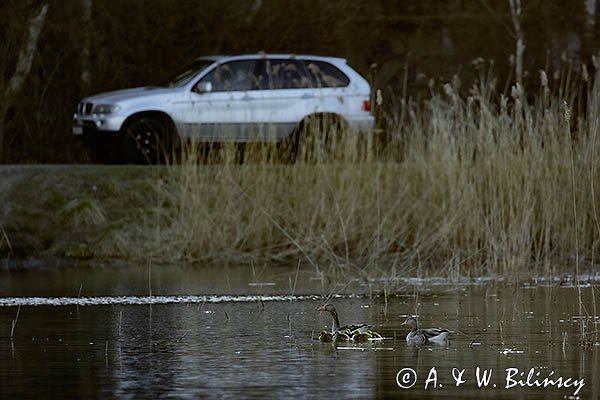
(77, 102, 94, 115)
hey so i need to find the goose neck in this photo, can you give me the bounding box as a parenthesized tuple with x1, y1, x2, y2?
(331, 311, 341, 333)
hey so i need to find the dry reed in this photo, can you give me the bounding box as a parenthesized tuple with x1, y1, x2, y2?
(146, 61, 600, 281)
(6, 61, 598, 285)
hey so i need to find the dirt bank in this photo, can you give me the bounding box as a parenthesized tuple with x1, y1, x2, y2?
(0, 164, 162, 258)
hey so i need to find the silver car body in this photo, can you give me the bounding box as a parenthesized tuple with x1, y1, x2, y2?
(72, 54, 374, 143)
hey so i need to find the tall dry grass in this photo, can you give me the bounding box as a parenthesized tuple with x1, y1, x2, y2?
(133, 61, 600, 280)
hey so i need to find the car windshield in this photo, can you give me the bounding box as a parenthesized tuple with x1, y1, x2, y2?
(162, 59, 215, 87)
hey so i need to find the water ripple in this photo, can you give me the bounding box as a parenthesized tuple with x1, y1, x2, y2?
(0, 294, 349, 307)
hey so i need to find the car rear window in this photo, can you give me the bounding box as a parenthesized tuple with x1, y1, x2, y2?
(256, 59, 312, 90)
(304, 60, 350, 88)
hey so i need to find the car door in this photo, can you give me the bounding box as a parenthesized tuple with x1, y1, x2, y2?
(249, 59, 314, 141)
(171, 60, 259, 142)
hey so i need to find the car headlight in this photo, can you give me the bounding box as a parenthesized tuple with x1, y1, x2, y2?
(93, 104, 121, 114)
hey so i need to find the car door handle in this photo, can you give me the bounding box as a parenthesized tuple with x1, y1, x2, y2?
(301, 93, 313, 99)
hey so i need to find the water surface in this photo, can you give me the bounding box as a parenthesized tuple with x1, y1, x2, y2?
(1, 263, 599, 399)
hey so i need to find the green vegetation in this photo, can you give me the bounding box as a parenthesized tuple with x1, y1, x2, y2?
(2, 64, 599, 282)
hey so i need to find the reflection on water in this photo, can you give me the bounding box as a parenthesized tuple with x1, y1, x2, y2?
(0, 264, 599, 399)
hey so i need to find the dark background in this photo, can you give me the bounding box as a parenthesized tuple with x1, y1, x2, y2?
(0, 0, 596, 163)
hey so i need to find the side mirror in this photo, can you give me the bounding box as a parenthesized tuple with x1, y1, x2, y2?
(197, 81, 212, 94)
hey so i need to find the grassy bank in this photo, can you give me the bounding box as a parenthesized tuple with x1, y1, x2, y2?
(2, 68, 600, 281)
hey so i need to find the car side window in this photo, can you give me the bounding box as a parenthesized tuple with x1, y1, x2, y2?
(196, 60, 258, 92)
(256, 59, 311, 90)
(304, 61, 350, 88)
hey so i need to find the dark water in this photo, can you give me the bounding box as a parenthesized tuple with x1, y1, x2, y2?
(0, 263, 599, 399)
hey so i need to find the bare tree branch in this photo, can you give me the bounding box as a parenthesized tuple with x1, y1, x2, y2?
(508, 0, 525, 85)
(479, 0, 516, 37)
(6, 4, 49, 98)
(81, 0, 93, 92)
(1, 3, 49, 161)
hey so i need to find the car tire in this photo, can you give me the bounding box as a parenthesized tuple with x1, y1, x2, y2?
(122, 117, 174, 164)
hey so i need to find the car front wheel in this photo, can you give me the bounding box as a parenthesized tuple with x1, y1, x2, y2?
(122, 117, 173, 164)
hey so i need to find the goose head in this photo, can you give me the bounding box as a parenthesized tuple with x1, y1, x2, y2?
(317, 303, 336, 314)
(401, 316, 419, 329)
(317, 303, 341, 333)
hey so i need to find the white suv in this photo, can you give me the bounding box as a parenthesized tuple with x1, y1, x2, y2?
(72, 53, 374, 162)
